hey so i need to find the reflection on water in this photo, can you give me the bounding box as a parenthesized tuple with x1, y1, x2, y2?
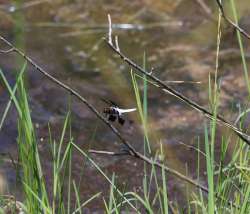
(0, 0, 250, 211)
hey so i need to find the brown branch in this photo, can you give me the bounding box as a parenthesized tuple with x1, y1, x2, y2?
(89, 149, 129, 156)
(215, 0, 250, 39)
(0, 35, 209, 195)
(105, 39, 250, 146)
(0, 48, 14, 54)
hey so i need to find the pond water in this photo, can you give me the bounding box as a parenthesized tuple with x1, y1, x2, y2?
(0, 0, 250, 211)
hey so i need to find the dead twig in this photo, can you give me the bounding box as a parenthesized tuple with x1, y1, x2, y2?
(215, 0, 250, 39)
(89, 149, 129, 156)
(0, 48, 15, 54)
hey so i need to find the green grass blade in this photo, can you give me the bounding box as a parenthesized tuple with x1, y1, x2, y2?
(204, 124, 214, 213)
(230, 0, 250, 97)
(0, 62, 27, 130)
(130, 69, 151, 152)
(23, 182, 51, 214)
(161, 145, 169, 214)
(72, 192, 101, 214)
(73, 180, 82, 214)
(71, 142, 139, 212)
(125, 192, 153, 214)
(0, 69, 22, 116)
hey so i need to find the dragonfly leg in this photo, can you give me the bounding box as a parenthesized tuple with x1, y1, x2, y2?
(118, 116, 125, 125)
(108, 114, 117, 122)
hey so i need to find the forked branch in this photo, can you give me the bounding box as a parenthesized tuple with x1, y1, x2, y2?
(215, 0, 250, 39)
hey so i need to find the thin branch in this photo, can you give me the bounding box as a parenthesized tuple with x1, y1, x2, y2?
(108, 14, 112, 45)
(105, 38, 250, 146)
(89, 149, 129, 156)
(115, 36, 120, 52)
(0, 48, 14, 54)
(215, 0, 250, 39)
(177, 141, 206, 157)
(0, 35, 209, 195)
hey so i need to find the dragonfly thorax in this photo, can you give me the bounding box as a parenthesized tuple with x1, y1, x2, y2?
(103, 107, 120, 115)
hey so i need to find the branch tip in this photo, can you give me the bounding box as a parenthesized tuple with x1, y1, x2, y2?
(0, 48, 15, 54)
(115, 35, 120, 52)
(108, 14, 113, 45)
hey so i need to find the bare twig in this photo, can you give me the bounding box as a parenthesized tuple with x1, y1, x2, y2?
(177, 141, 206, 157)
(164, 80, 202, 84)
(89, 149, 129, 156)
(115, 36, 120, 52)
(215, 0, 250, 39)
(0, 35, 209, 195)
(0, 48, 14, 54)
(108, 14, 112, 45)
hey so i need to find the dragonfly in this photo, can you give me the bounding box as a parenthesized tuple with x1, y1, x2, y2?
(101, 98, 136, 125)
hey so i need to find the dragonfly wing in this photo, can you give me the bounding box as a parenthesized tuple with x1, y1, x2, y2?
(117, 108, 137, 114)
(101, 98, 112, 105)
(108, 99, 119, 107)
(118, 116, 125, 125)
(100, 98, 119, 107)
